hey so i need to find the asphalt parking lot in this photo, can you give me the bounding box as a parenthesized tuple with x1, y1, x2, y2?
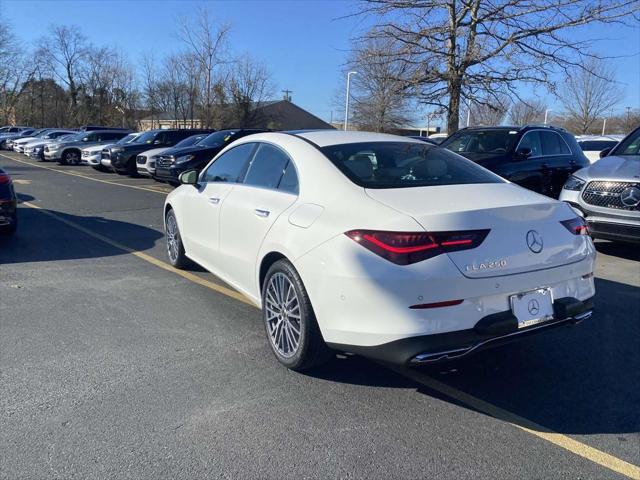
(1, 151, 638, 479)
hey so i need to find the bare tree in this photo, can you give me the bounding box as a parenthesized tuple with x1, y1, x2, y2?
(178, 8, 230, 128)
(226, 55, 275, 127)
(469, 94, 510, 126)
(37, 25, 89, 125)
(348, 36, 412, 132)
(359, 0, 639, 134)
(509, 99, 546, 125)
(557, 58, 622, 134)
(0, 23, 35, 124)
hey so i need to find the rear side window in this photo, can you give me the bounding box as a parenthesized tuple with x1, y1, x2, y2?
(278, 161, 299, 194)
(201, 143, 255, 183)
(243, 143, 290, 190)
(320, 142, 503, 189)
(518, 131, 542, 157)
(540, 131, 571, 155)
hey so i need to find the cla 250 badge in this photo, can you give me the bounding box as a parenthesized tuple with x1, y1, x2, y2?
(465, 259, 508, 272)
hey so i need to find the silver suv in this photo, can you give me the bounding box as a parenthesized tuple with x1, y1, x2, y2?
(43, 130, 131, 165)
(560, 126, 640, 243)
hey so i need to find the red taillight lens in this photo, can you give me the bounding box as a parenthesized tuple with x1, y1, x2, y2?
(345, 229, 490, 265)
(0, 174, 11, 185)
(560, 217, 589, 235)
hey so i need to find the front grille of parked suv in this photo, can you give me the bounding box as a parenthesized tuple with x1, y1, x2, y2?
(156, 156, 174, 168)
(582, 181, 640, 211)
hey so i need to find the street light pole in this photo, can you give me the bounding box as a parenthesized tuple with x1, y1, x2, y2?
(344, 71, 357, 131)
(602, 117, 607, 136)
(544, 109, 551, 124)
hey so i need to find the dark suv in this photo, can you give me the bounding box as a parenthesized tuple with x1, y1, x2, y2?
(154, 129, 269, 185)
(440, 125, 589, 198)
(105, 129, 215, 175)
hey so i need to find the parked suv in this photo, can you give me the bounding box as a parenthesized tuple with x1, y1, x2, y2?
(441, 125, 589, 198)
(44, 130, 131, 165)
(560, 126, 640, 243)
(105, 129, 214, 175)
(154, 129, 269, 184)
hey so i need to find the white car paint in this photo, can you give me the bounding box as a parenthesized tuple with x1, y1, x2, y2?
(164, 131, 596, 365)
(136, 147, 169, 176)
(575, 135, 620, 164)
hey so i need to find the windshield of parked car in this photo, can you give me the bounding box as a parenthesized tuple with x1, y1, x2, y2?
(320, 141, 504, 189)
(443, 130, 519, 155)
(116, 133, 140, 145)
(134, 131, 159, 144)
(198, 130, 237, 147)
(174, 134, 208, 148)
(58, 132, 84, 142)
(613, 129, 640, 156)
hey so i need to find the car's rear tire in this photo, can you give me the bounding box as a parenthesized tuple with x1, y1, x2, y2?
(165, 209, 188, 268)
(262, 259, 331, 371)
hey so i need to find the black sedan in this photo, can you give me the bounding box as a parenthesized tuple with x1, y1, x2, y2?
(154, 129, 269, 185)
(0, 167, 17, 235)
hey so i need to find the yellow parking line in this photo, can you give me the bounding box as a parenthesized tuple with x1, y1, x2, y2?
(384, 364, 640, 480)
(0, 153, 171, 195)
(17, 177, 640, 479)
(22, 201, 255, 307)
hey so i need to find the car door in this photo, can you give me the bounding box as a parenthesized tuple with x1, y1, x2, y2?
(179, 142, 257, 271)
(217, 143, 299, 295)
(539, 130, 573, 198)
(507, 130, 548, 194)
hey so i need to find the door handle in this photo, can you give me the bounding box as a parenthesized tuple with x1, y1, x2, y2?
(208, 197, 220, 204)
(254, 209, 270, 218)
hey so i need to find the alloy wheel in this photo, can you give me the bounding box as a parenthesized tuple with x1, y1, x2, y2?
(166, 214, 180, 263)
(265, 272, 301, 358)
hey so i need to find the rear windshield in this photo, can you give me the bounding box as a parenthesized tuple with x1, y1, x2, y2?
(578, 140, 618, 151)
(443, 130, 519, 154)
(320, 142, 503, 189)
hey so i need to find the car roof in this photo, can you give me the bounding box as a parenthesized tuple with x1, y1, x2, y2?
(292, 130, 422, 148)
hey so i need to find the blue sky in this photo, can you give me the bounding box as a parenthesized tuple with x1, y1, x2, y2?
(1, 0, 638, 126)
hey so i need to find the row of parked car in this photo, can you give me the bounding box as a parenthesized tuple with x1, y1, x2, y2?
(0, 126, 273, 186)
(1, 123, 638, 243)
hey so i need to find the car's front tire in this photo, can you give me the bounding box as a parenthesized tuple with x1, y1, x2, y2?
(59, 150, 80, 166)
(262, 259, 331, 371)
(165, 209, 188, 268)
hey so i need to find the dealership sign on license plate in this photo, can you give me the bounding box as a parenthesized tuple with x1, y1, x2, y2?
(510, 288, 554, 328)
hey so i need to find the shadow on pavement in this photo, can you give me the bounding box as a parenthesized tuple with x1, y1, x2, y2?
(0, 205, 163, 264)
(594, 240, 640, 261)
(305, 277, 639, 437)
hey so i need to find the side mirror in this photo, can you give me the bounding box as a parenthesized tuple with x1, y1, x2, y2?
(179, 169, 198, 186)
(599, 147, 612, 158)
(82, 137, 89, 142)
(515, 147, 532, 159)
(153, 139, 163, 145)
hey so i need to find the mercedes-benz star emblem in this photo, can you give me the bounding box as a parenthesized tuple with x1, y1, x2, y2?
(620, 187, 640, 207)
(526, 230, 544, 254)
(527, 299, 540, 316)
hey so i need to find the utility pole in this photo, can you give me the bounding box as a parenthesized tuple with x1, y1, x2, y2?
(282, 89, 293, 102)
(344, 71, 357, 131)
(544, 109, 551, 124)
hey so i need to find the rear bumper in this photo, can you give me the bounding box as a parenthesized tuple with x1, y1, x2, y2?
(328, 297, 594, 364)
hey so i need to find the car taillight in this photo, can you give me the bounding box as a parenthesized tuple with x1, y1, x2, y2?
(0, 174, 11, 185)
(345, 229, 490, 265)
(560, 217, 589, 235)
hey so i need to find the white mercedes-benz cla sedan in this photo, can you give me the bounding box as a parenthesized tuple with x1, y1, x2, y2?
(164, 131, 596, 370)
